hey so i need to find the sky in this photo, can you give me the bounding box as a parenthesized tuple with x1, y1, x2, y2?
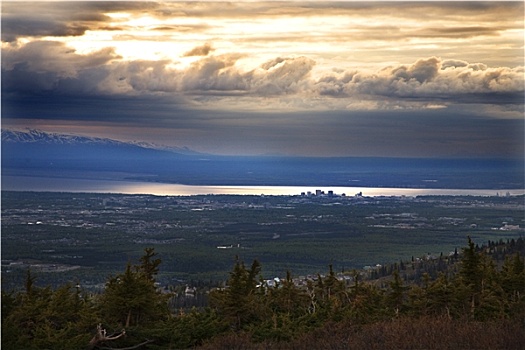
(1, 1, 524, 158)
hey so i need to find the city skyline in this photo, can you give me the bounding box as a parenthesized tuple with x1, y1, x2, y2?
(2, 1, 524, 157)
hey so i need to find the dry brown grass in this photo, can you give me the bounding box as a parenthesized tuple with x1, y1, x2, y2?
(199, 316, 525, 350)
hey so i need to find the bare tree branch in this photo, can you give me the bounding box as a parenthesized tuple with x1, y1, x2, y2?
(87, 324, 154, 350)
(87, 324, 126, 349)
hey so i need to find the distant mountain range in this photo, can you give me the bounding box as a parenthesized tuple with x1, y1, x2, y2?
(2, 129, 524, 189)
(1, 129, 199, 156)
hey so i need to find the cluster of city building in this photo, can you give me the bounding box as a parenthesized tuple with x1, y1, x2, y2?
(300, 189, 363, 197)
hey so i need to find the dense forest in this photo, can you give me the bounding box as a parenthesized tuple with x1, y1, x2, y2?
(2, 238, 524, 349)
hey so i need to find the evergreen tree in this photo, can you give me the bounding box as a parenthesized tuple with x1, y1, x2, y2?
(2, 280, 97, 350)
(99, 249, 168, 328)
(501, 252, 525, 298)
(348, 281, 385, 323)
(500, 252, 525, 318)
(386, 269, 408, 317)
(313, 265, 348, 314)
(137, 247, 161, 281)
(459, 236, 483, 317)
(268, 270, 309, 317)
(407, 272, 431, 316)
(426, 272, 456, 317)
(209, 258, 263, 331)
(474, 255, 506, 320)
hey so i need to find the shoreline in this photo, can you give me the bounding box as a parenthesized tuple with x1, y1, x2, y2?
(2, 175, 524, 197)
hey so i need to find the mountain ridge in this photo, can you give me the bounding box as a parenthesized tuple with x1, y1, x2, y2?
(1, 128, 200, 156)
(2, 129, 524, 189)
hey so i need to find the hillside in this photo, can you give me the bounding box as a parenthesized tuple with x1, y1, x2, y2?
(2, 238, 524, 349)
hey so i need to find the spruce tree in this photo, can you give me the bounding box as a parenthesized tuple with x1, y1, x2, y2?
(386, 269, 408, 317)
(459, 236, 483, 317)
(99, 249, 167, 328)
(137, 247, 161, 281)
(500, 252, 525, 318)
(209, 258, 263, 331)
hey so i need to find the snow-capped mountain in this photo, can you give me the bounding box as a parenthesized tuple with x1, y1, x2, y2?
(128, 140, 197, 155)
(2, 128, 523, 190)
(2, 128, 211, 183)
(1, 129, 199, 156)
(2, 129, 122, 146)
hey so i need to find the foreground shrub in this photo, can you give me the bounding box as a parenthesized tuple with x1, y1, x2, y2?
(199, 316, 525, 350)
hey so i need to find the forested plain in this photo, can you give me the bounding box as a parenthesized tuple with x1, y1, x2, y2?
(2, 191, 523, 289)
(1, 191, 525, 348)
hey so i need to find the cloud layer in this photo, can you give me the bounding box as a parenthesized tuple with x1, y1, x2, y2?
(1, 1, 523, 157)
(2, 40, 522, 111)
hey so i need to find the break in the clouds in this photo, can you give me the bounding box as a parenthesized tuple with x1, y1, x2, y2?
(1, 1, 524, 157)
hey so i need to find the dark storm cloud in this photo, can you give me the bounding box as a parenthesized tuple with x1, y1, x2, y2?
(2, 29, 522, 110)
(2, 40, 120, 94)
(2, 2, 99, 42)
(1, 17, 89, 42)
(1, 1, 522, 159)
(3, 91, 523, 158)
(1, 1, 158, 42)
(276, 110, 524, 158)
(2, 40, 119, 74)
(2, 41, 522, 113)
(1, 41, 317, 98)
(1, 92, 193, 127)
(193, 109, 524, 158)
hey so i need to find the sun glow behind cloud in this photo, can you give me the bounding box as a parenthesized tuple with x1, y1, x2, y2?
(1, 1, 523, 157)
(19, 2, 523, 67)
(52, 3, 522, 82)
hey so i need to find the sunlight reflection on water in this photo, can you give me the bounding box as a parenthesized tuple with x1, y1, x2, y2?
(2, 175, 524, 197)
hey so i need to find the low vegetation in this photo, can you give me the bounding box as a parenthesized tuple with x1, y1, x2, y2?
(2, 238, 524, 349)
